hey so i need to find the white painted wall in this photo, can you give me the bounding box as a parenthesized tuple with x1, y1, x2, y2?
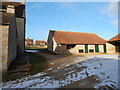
(70, 45, 85, 54)
(106, 43, 116, 53)
(88, 45, 95, 53)
(99, 45, 104, 53)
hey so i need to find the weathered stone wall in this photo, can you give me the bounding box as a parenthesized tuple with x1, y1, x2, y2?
(0, 25, 9, 74)
(8, 16, 17, 66)
(47, 33, 54, 51)
(16, 18, 25, 55)
(106, 43, 115, 53)
(0, 2, 25, 75)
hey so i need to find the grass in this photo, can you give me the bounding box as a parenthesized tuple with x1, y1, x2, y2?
(3, 52, 48, 82)
(25, 47, 46, 50)
(27, 52, 48, 74)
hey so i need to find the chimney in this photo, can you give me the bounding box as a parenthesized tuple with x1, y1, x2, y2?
(7, 5, 15, 13)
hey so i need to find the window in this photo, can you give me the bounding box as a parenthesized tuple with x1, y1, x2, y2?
(89, 49, 94, 53)
(79, 49, 84, 53)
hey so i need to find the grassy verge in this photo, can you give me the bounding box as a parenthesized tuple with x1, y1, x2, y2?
(27, 52, 48, 74)
(25, 47, 46, 50)
(4, 52, 48, 82)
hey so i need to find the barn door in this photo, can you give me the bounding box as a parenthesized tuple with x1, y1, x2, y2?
(116, 46, 120, 52)
(85, 44, 88, 53)
(103, 45, 106, 53)
(95, 45, 99, 52)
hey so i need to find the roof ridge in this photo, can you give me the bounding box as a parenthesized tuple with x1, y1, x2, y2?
(108, 33, 120, 41)
(49, 30, 96, 35)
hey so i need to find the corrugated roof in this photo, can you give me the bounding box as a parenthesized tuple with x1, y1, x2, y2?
(50, 30, 106, 44)
(108, 34, 120, 42)
(0, 12, 14, 25)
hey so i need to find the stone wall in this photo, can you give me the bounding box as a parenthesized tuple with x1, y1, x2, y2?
(47, 33, 54, 51)
(0, 2, 25, 76)
(0, 26, 9, 74)
(106, 43, 115, 53)
(8, 16, 17, 66)
(16, 18, 25, 56)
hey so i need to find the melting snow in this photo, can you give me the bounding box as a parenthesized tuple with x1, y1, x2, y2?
(1, 55, 119, 89)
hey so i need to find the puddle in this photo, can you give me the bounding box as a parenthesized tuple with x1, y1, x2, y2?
(25, 50, 39, 53)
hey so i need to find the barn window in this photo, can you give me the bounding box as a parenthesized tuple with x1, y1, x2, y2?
(89, 49, 94, 53)
(79, 50, 84, 53)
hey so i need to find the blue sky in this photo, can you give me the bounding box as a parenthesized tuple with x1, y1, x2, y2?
(26, 2, 118, 42)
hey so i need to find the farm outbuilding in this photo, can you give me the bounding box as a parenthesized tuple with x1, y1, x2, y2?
(0, 1, 25, 74)
(107, 34, 120, 53)
(47, 30, 106, 55)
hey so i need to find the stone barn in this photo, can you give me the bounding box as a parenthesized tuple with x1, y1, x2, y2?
(106, 34, 120, 53)
(0, 1, 25, 74)
(47, 30, 106, 55)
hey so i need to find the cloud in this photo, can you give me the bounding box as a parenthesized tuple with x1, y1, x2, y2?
(106, 2, 118, 17)
(110, 19, 118, 27)
(104, 2, 118, 27)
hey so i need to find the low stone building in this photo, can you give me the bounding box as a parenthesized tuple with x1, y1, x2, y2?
(47, 30, 106, 55)
(106, 34, 120, 53)
(25, 38, 33, 47)
(0, 1, 25, 74)
(36, 40, 46, 47)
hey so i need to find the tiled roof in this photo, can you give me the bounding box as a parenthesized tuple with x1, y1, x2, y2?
(25, 39, 33, 42)
(50, 30, 106, 44)
(36, 40, 46, 43)
(0, 12, 14, 25)
(108, 34, 120, 42)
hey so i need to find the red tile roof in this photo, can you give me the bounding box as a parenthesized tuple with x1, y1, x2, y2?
(108, 34, 120, 42)
(25, 39, 33, 42)
(36, 40, 46, 43)
(50, 30, 106, 44)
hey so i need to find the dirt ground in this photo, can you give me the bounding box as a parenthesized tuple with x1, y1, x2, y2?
(36, 52, 101, 88)
(1, 50, 119, 89)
